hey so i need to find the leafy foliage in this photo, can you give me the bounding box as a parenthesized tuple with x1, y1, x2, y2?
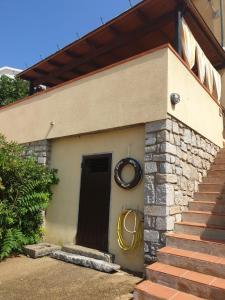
(0, 75, 29, 106)
(0, 135, 58, 259)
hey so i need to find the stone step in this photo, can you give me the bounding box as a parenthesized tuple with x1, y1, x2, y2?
(51, 250, 120, 273)
(62, 244, 114, 263)
(158, 247, 225, 279)
(194, 192, 224, 201)
(182, 211, 225, 226)
(23, 243, 61, 258)
(133, 280, 204, 300)
(175, 221, 225, 241)
(202, 176, 225, 184)
(166, 233, 225, 257)
(189, 200, 225, 213)
(198, 183, 225, 193)
(146, 262, 225, 299)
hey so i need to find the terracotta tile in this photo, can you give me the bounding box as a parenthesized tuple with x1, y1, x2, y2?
(211, 277, 225, 289)
(182, 270, 214, 285)
(160, 264, 187, 277)
(136, 281, 177, 299)
(218, 258, 225, 265)
(172, 291, 203, 300)
(195, 253, 220, 263)
(147, 262, 166, 272)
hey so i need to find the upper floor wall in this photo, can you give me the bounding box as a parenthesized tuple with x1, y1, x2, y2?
(0, 45, 223, 147)
(193, 0, 225, 46)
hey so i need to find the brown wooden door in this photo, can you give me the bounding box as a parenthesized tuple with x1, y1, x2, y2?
(76, 154, 112, 252)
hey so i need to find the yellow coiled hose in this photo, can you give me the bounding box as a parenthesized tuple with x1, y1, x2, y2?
(117, 210, 143, 251)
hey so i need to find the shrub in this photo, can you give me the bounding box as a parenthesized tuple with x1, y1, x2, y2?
(0, 75, 29, 106)
(0, 135, 58, 260)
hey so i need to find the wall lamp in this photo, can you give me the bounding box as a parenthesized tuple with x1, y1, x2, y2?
(170, 93, 181, 105)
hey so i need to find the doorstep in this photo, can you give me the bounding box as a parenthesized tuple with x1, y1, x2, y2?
(62, 244, 114, 263)
(51, 250, 120, 273)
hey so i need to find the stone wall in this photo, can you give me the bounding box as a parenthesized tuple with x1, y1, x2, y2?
(144, 115, 220, 263)
(22, 140, 51, 167)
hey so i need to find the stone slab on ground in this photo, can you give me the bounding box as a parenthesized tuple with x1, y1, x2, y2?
(51, 250, 120, 273)
(62, 244, 114, 263)
(23, 243, 61, 258)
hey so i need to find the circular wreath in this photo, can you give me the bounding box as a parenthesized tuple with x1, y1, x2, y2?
(114, 158, 142, 190)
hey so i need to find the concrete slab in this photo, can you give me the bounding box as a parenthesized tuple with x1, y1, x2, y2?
(62, 244, 114, 263)
(0, 256, 141, 300)
(23, 243, 61, 258)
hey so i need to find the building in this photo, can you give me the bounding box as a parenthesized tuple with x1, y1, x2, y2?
(0, 0, 225, 297)
(0, 66, 22, 78)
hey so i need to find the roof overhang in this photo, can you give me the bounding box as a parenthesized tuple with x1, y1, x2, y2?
(18, 0, 225, 88)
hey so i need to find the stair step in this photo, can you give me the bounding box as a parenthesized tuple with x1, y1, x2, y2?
(215, 153, 225, 159)
(134, 280, 204, 300)
(214, 158, 225, 164)
(189, 201, 225, 213)
(51, 250, 120, 273)
(157, 247, 225, 279)
(175, 221, 225, 241)
(166, 233, 225, 257)
(62, 244, 113, 263)
(202, 176, 225, 184)
(146, 262, 225, 299)
(211, 165, 225, 170)
(207, 170, 225, 177)
(198, 183, 225, 192)
(182, 211, 225, 226)
(194, 192, 225, 201)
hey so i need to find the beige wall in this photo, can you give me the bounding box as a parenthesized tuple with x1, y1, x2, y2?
(0, 46, 223, 146)
(193, 0, 225, 46)
(45, 126, 145, 272)
(167, 50, 224, 147)
(0, 48, 168, 144)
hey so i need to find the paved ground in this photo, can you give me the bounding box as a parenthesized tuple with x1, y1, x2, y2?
(0, 255, 142, 300)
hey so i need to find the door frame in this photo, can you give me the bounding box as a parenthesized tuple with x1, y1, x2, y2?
(76, 152, 112, 251)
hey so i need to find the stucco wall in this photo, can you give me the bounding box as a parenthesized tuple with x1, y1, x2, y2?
(45, 125, 145, 272)
(167, 50, 224, 147)
(0, 48, 168, 144)
(193, 0, 225, 46)
(0, 46, 223, 147)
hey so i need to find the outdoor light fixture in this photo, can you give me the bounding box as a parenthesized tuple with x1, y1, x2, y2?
(170, 93, 181, 105)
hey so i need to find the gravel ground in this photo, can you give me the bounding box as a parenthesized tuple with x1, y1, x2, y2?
(0, 255, 142, 300)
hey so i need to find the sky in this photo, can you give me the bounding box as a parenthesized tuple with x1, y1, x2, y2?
(0, 0, 141, 70)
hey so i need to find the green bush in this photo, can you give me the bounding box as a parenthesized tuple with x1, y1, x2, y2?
(0, 135, 58, 260)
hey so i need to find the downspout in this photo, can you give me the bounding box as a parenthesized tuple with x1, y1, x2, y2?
(220, 0, 224, 48)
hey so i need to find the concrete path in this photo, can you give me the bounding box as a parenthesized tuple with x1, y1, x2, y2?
(0, 256, 141, 300)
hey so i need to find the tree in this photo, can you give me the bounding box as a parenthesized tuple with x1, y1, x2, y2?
(0, 75, 29, 106)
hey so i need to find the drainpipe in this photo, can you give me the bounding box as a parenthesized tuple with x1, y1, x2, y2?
(220, 0, 224, 47)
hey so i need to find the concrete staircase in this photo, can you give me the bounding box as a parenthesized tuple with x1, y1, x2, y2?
(134, 148, 225, 299)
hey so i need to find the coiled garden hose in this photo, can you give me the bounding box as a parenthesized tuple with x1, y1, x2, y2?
(117, 210, 143, 251)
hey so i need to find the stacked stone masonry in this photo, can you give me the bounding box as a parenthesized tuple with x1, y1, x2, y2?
(144, 115, 220, 263)
(22, 140, 51, 167)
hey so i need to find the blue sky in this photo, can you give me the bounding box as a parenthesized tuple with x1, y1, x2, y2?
(0, 0, 141, 70)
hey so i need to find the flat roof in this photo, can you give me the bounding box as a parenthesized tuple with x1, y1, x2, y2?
(18, 0, 225, 87)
